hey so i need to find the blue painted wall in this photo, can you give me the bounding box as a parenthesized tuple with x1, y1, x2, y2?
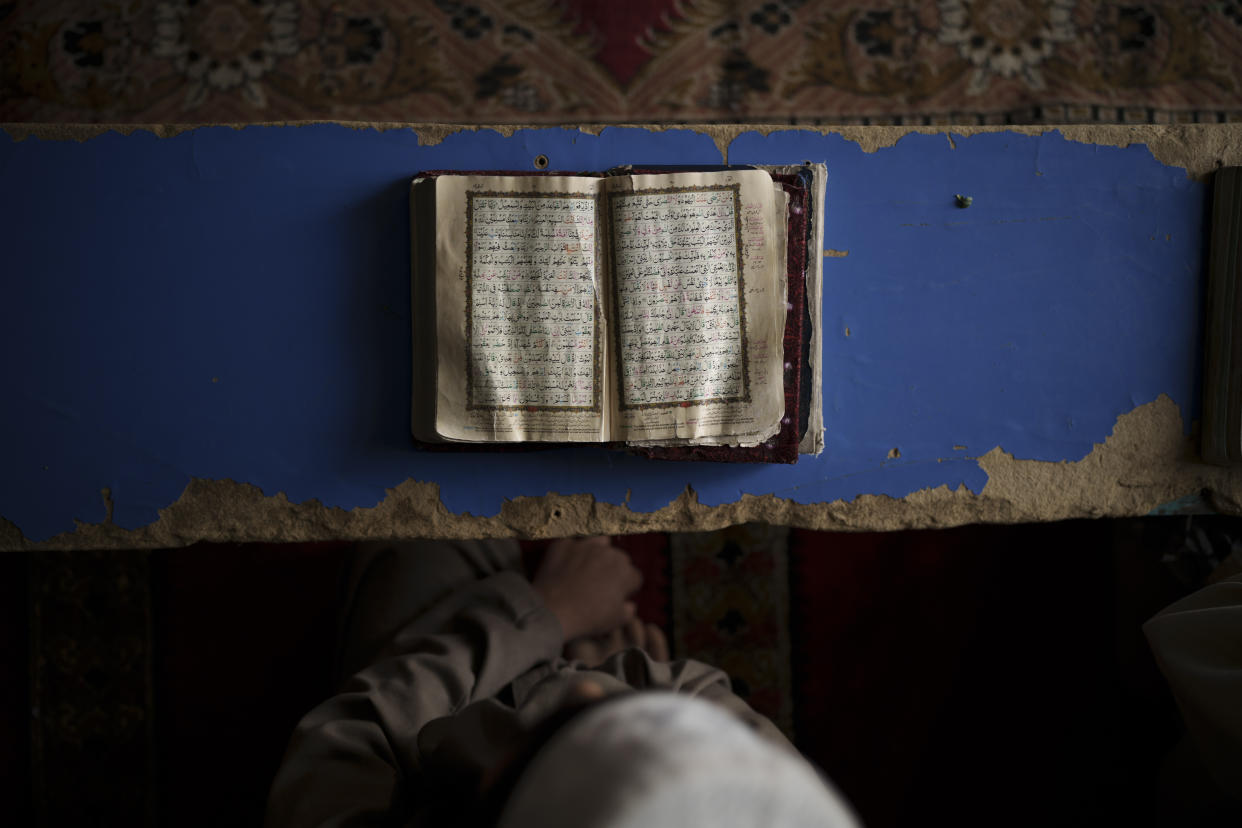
(0, 125, 1204, 541)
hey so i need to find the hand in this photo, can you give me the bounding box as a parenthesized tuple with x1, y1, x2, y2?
(565, 616, 670, 666)
(531, 536, 642, 641)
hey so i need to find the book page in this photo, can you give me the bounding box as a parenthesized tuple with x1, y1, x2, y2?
(605, 170, 787, 443)
(801, 163, 827, 455)
(432, 175, 608, 442)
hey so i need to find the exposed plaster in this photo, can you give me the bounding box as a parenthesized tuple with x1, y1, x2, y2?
(4, 122, 1240, 179)
(4, 395, 1237, 551)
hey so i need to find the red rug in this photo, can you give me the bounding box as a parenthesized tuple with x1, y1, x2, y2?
(3, 1, 1241, 124)
(789, 522, 1190, 827)
(19, 521, 1203, 826)
(0, 551, 31, 828)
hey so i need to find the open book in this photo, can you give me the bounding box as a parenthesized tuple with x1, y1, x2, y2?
(411, 166, 824, 461)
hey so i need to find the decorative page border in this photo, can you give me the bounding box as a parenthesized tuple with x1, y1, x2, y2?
(607, 183, 751, 411)
(464, 190, 603, 413)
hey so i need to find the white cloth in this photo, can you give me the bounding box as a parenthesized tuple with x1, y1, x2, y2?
(1144, 573, 1242, 800)
(499, 692, 860, 828)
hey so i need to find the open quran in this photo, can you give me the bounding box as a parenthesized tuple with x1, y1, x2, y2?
(410, 165, 825, 463)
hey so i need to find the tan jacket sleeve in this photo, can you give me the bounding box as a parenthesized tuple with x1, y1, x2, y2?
(588, 649, 794, 751)
(265, 571, 563, 828)
(1144, 574, 1242, 799)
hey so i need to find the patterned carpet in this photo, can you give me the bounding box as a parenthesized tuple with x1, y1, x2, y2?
(3, 0, 1242, 124)
(13, 522, 1223, 826)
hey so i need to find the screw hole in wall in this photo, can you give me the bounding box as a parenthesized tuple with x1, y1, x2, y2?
(533, 154, 549, 170)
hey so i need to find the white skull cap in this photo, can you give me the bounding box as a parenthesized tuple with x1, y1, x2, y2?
(498, 691, 861, 828)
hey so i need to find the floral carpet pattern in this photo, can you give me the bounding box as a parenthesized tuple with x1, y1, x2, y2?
(670, 522, 793, 735)
(28, 550, 154, 826)
(3, 0, 1241, 124)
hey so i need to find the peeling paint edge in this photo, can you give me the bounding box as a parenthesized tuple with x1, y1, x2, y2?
(4, 395, 1239, 551)
(3, 122, 1240, 179)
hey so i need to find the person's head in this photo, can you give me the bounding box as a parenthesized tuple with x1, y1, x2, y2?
(466, 685, 859, 828)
